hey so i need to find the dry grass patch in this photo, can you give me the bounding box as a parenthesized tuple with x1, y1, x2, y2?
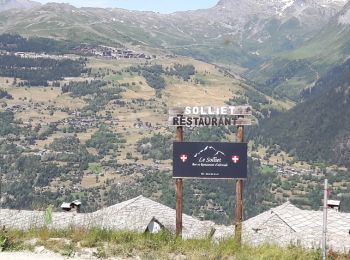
(88, 57, 144, 71)
(0, 228, 332, 260)
(163, 83, 235, 107)
(122, 83, 155, 100)
(81, 172, 132, 189)
(9, 87, 59, 102)
(0, 77, 14, 87)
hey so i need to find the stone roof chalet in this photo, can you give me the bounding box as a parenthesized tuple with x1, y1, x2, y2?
(214, 201, 350, 252)
(89, 196, 215, 239)
(0, 197, 349, 252)
(0, 196, 214, 239)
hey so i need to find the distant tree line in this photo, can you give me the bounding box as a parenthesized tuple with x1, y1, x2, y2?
(128, 63, 196, 90)
(86, 126, 125, 156)
(49, 136, 96, 170)
(0, 89, 13, 99)
(62, 80, 107, 97)
(137, 133, 172, 160)
(0, 55, 88, 86)
(62, 80, 124, 112)
(0, 33, 75, 54)
(165, 64, 195, 81)
(0, 111, 20, 136)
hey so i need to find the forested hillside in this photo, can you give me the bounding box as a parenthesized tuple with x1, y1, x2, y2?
(254, 59, 350, 166)
(302, 58, 350, 99)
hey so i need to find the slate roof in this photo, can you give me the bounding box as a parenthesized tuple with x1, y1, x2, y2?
(219, 201, 350, 252)
(0, 196, 214, 239)
(60, 202, 72, 209)
(1, 197, 349, 252)
(90, 195, 215, 239)
(327, 200, 341, 206)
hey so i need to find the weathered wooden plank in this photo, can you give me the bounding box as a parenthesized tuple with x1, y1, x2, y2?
(168, 107, 185, 116)
(235, 118, 253, 126)
(168, 106, 252, 116)
(168, 116, 252, 126)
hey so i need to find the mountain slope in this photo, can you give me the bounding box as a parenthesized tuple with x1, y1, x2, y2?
(0, 1, 346, 67)
(246, 1, 350, 100)
(284, 1, 350, 68)
(0, 0, 40, 11)
(255, 58, 350, 166)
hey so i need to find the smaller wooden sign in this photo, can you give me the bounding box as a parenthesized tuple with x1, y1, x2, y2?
(168, 116, 252, 127)
(169, 106, 252, 116)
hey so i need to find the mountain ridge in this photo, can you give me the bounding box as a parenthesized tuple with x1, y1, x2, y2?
(0, 0, 346, 59)
(0, 0, 40, 11)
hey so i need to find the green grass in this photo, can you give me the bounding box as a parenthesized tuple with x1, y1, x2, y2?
(108, 74, 124, 81)
(260, 165, 275, 175)
(194, 74, 210, 85)
(71, 192, 84, 199)
(88, 163, 102, 174)
(1, 227, 344, 259)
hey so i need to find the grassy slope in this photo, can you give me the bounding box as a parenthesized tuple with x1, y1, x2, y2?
(283, 25, 350, 73)
(0, 228, 329, 260)
(0, 53, 292, 218)
(0, 4, 341, 102)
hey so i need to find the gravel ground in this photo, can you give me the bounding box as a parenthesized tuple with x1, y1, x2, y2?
(0, 252, 79, 260)
(0, 252, 127, 260)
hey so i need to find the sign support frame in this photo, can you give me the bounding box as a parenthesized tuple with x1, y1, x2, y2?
(171, 106, 250, 241)
(235, 121, 244, 245)
(175, 126, 183, 237)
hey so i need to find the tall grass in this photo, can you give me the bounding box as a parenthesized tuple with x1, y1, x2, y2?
(0, 227, 348, 259)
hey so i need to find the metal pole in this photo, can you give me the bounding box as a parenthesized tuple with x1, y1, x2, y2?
(235, 124, 244, 245)
(322, 179, 328, 260)
(0, 166, 1, 208)
(175, 126, 183, 237)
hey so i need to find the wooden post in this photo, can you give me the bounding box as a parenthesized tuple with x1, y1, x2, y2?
(235, 123, 244, 245)
(322, 179, 328, 260)
(175, 126, 183, 237)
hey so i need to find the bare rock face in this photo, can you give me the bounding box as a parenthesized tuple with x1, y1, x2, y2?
(174, 0, 348, 43)
(338, 1, 350, 24)
(0, 0, 40, 12)
(211, 0, 347, 19)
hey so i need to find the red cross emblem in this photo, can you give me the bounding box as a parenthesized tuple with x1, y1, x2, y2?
(232, 155, 240, 164)
(180, 154, 188, 162)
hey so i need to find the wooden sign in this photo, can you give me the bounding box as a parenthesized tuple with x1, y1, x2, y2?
(169, 106, 252, 116)
(170, 106, 251, 242)
(168, 116, 252, 127)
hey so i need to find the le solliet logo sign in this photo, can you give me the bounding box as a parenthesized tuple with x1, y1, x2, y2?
(173, 142, 247, 179)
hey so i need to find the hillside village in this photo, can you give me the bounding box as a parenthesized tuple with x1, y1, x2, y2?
(74, 45, 153, 60)
(0, 38, 349, 219)
(0, 43, 153, 63)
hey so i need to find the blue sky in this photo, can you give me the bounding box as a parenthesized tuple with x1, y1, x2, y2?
(36, 0, 219, 13)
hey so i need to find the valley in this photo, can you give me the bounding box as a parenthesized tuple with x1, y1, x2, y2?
(0, 0, 349, 227)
